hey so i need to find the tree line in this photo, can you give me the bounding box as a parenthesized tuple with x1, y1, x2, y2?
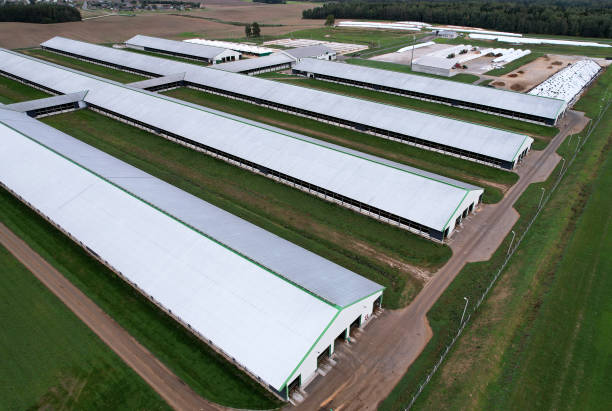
(253, 0, 287, 4)
(0, 4, 81, 24)
(302, 1, 612, 38)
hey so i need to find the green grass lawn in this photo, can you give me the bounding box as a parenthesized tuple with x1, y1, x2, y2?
(345, 58, 481, 83)
(0, 76, 50, 104)
(259, 72, 558, 139)
(485, 52, 544, 76)
(41, 109, 446, 307)
(381, 66, 612, 410)
(163, 87, 517, 202)
(21, 49, 146, 83)
(0, 244, 170, 410)
(0, 186, 282, 409)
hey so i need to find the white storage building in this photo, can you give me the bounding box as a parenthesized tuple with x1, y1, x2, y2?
(0, 48, 484, 241)
(38, 37, 533, 169)
(125, 34, 240, 64)
(0, 107, 384, 399)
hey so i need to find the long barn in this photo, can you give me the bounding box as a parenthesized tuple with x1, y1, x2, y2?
(0, 106, 384, 399)
(0, 48, 484, 241)
(39, 36, 533, 170)
(291, 58, 567, 125)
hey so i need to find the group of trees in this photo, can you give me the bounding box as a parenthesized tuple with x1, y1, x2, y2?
(253, 0, 286, 4)
(302, 0, 612, 38)
(245, 22, 261, 38)
(0, 4, 81, 24)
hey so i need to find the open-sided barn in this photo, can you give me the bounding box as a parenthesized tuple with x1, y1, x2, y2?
(39, 37, 533, 169)
(0, 48, 484, 241)
(0, 107, 384, 399)
(125, 34, 240, 64)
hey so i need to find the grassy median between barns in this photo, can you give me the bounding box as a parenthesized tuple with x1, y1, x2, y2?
(0, 244, 170, 410)
(0, 187, 283, 410)
(42, 109, 448, 307)
(21, 49, 146, 83)
(0, 75, 49, 104)
(256, 71, 558, 139)
(381, 66, 612, 410)
(162, 87, 515, 203)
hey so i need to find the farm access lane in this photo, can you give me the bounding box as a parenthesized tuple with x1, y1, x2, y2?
(0, 222, 221, 411)
(294, 110, 587, 411)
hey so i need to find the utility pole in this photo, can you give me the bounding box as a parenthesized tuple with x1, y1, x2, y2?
(460, 297, 469, 325)
(538, 187, 545, 209)
(507, 230, 516, 255)
(559, 157, 566, 176)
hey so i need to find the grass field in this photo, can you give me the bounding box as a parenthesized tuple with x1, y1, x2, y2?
(21, 49, 146, 83)
(162, 87, 517, 202)
(0, 187, 282, 409)
(345, 58, 481, 83)
(40, 109, 449, 307)
(485, 52, 544, 76)
(257, 72, 558, 139)
(381, 66, 612, 410)
(0, 244, 170, 410)
(0, 76, 49, 104)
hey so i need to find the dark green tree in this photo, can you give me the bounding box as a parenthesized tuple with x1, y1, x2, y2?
(325, 14, 335, 27)
(245, 23, 252, 38)
(251, 21, 261, 37)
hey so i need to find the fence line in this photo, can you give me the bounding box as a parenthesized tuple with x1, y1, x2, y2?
(404, 99, 611, 410)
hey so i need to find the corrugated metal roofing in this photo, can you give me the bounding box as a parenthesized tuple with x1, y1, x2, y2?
(2, 91, 86, 112)
(293, 58, 566, 122)
(0, 107, 344, 389)
(0, 48, 483, 233)
(39, 37, 532, 164)
(212, 52, 294, 73)
(125, 34, 236, 60)
(284, 44, 335, 59)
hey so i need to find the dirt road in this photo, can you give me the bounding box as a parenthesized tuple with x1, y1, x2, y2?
(0, 222, 221, 411)
(295, 110, 588, 411)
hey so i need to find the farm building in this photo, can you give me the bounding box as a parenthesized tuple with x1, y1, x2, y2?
(37, 37, 533, 169)
(125, 34, 240, 64)
(185, 38, 276, 56)
(292, 58, 567, 125)
(529, 60, 601, 104)
(435, 30, 459, 39)
(411, 56, 457, 77)
(0, 48, 484, 241)
(0, 107, 384, 399)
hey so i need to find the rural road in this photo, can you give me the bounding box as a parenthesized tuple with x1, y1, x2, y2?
(0, 222, 220, 411)
(295, 110, 588, 410)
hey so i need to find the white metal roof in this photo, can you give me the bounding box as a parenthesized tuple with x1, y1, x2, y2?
(292, 58, 566, 122)
(0, 108, 344, 390)
(125, 34, 239, 60)
(284, 44, 335, 59)
(2, 91, 86, 112)
(38, 37, 532, 163)
(0, 48, 483, 233)
(212, 52, 294, 73)
(185, 38, 276, 55)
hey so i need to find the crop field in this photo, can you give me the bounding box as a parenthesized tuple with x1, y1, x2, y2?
(0, 75, 49, 104)
(21, 49, 146, 83)
(0, 244, 169, 410)
(39, 109, 448, 307)
(0, 186, 281, 409)
(381, 66, 612, 410)
(257, 72, 558, 139)
(162, 87, 516, 203)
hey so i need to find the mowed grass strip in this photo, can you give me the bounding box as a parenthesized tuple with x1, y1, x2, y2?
(20, 49, 146, 83)
(0, 75, 50, 104)
(0, 188, 282, 409)
(381, 66, 612, 410)
(163, 87, 514, 203)
(41, 109, 443, 307)
(257, 71, 558, 139)
(0, 244, 170, 411)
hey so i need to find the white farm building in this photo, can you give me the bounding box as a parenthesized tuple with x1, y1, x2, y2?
(125, 34, 240, 64)
(0, 106, 384, 399)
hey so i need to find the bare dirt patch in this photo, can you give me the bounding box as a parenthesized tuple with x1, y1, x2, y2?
(508, 73, 518, 78)
(492, 81, 506, 86)
(495, 54, 579, 92)
(511, 83, 526, 91)
(0, 3, 318, 49)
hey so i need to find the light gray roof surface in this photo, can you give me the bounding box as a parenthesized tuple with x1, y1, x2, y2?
(2, 91, 86, 112)
(127, 72, 186, 89)
(0, 107, 382, 307)
(212, 52, 294, 73)
(39, 37, 532, 163)
(0, 48, 483, 233)
(285, 44, 335, 59)
(293, 58, 566, 121)
(125, 34, 235, 59)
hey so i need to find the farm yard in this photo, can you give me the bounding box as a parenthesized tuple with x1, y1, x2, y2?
(1, 2, 610, 410)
